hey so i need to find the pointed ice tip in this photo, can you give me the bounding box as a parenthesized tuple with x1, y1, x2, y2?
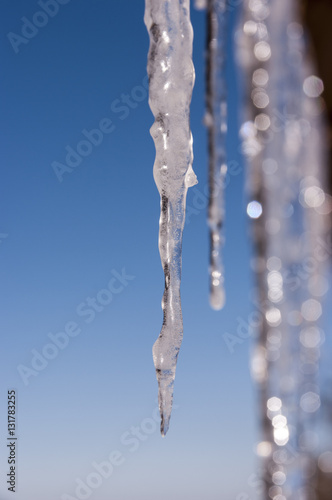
(155, 367, 175, 437)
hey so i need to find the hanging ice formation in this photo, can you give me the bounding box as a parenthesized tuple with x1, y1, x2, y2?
(238, 0, 329, 498)
(144, 0, 197, 436)
(205, 0, 228, 310)
(145, 0, 329, 459)
(194, 0, 208, 10)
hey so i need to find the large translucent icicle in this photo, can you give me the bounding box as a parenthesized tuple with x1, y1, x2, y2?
(206, 0, 228, 310)
(144, 0, 197, 436)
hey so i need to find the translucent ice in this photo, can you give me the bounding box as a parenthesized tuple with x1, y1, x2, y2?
(239, 0, 329, 496)
(144, 0, 197, 436)
(206, 0, 228, 310)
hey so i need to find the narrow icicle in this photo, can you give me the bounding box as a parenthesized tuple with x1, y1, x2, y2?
(144, 0, 197, 436)
(206, 0, 228, 310)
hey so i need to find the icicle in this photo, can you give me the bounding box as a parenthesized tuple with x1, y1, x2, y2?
(206, 0, 228, 310)
(239, 0, 329, 497)
(144, 0, 197, 436)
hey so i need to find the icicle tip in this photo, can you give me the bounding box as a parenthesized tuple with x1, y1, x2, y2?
(154, 364, 175, 437)
(209, 284, 225, 310)
(160, 413, 170, 437)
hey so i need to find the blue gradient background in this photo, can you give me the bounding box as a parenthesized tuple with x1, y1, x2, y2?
(1, 1, 330, 499)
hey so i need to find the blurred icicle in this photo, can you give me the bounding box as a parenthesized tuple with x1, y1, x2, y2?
(194, 0, 208, 10)
(144, 0, 197, 437)
(239, 0, 329, 498)
(206, 0, 228, 310)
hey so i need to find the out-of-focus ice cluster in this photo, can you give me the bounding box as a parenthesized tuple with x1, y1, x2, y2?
(238, 0, 330, 497)
(205, 0, 228, 311)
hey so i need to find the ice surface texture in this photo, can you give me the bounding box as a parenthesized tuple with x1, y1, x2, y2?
(144, 0, 197, 436)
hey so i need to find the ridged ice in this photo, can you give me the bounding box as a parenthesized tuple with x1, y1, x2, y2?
(144, 0, 197, 436)
(206, 0, 228, 310)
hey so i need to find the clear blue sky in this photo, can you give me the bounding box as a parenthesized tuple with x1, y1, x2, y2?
(3, 1, 328, 499)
